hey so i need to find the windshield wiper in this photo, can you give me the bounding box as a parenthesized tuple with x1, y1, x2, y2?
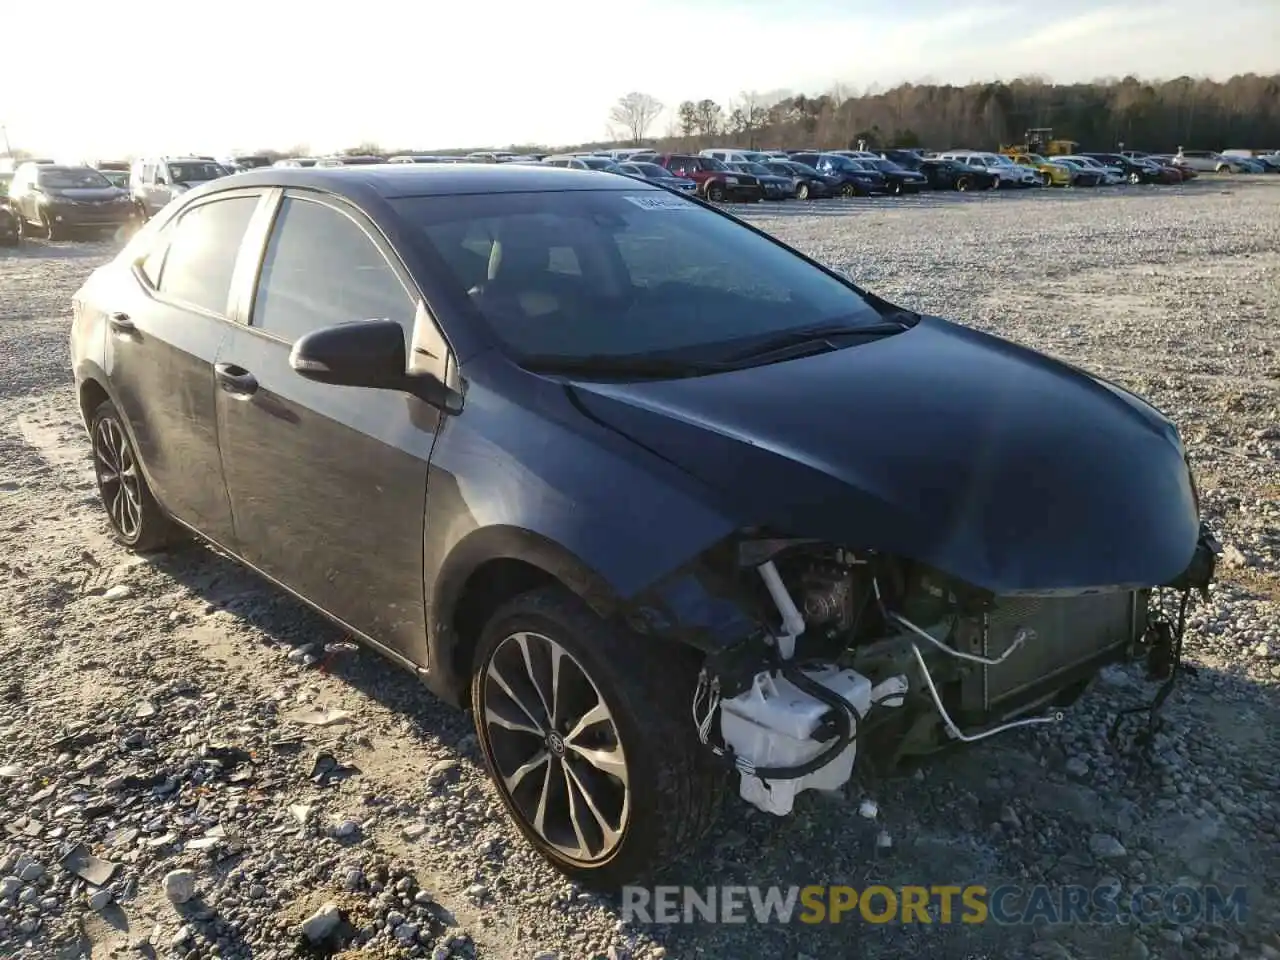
(519, 353, 729, 380)
(721, 320, 908, 364)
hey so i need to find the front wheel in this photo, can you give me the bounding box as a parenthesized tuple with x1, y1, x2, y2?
(955, 176, 972, 192)
(1128, 171, 1142, 184)
(795, 182, 810, 200)
(839, 182, 859, 197)
(704, 182, 726, 203)
(42, 210, 63, 240)
(89, 400, 184, 552)
(471, 586, 727, 888)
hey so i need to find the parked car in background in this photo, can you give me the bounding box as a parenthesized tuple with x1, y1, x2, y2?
(938, 152, 1039, 188)
(315, 155, 387, 167)
(68, 163, 1215, 888)
(1048, 158, 1103, 187)
(98, 169, 130, 190)
(273, 158, 319, 168)
(1060, 156, 1124, 185)
(654, 154, 762, 202)
(1010, 153, 1072, 187)
(725, 161, 794, 200)
(861, 158, 928, 194)
(9, 162, 133, 238)
(388, 156, 452, 164)
(542, 155, 624, 173)
(131, 157, 231, 219)
(789, 153, 882, 196)
(614, 161, 698, 194)
(1209, 151, 1267, 173)
(0, 180, 20, 245)
(879, 148, 927, 168)
(1080, 153, 1162, 184)
(700, 148, 768, 165)
(763, 160, 836, 199)
(915, 158, 997, 191)
(1174, 150, 1252, 173)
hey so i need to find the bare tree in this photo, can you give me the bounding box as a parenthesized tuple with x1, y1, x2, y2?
(609, 92, 664, 145)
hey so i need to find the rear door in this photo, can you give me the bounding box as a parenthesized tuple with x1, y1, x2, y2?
(213, 190, 446, 663)
(103, 189, 266, 543)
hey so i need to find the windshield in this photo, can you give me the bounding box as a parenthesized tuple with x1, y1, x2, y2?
(870, 159, 905, 173)
(1024, 153, 1047, 164)
(580, 157, 617, 170)
(788, 161, 821, 176)
(701, 157, 728, 172)
(395, 190, 888, 364)
(740, 162, 774, 176)
(38, 167, 112, 189)
(822, 156, 856, 172)
(168, 162, 225, 182)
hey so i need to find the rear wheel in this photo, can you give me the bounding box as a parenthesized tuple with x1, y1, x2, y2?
(795, 182, 810, 200)
(839, 182, 858, 198)
(89, 400, 184, 552)
(1128, 171, 1142, 185)
(955, 176, 972, 192)
(471, 586, 727, 888)
(704, 182, 726, 202)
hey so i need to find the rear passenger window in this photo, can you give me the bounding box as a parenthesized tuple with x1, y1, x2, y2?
(156, 197, 259, 315)
(251, 196, 414, 343)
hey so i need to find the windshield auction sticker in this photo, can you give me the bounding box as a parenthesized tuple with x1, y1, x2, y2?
(624, 194, 696, 211)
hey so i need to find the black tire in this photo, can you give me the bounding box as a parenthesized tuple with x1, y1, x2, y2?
(704, 181, 726, 203)
(988, 176, 1001, 190)
(471, 585, 727, 889)
(955, 176, 972, 192)
(839, 182, 858, 198)
(795, 182, 810, 200)
(42, 210, 62, 240)
(89, 400, 184, 552)
(1128, 171, 1142, 185)
(890, 180, 903, 196)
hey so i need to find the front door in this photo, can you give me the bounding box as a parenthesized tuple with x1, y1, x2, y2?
(214, 191, 443, 663)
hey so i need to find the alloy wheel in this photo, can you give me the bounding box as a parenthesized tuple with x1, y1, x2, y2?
(93, 416, 142, 541)
(481, 631, 630, 864)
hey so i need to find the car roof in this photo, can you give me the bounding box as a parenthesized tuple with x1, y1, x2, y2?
(197, 163, 654, 200)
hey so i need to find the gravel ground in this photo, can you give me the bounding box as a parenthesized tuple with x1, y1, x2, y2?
(1, 179, 1278, 960)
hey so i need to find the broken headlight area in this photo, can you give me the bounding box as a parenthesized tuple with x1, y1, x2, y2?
(674, 528, 1217, 817)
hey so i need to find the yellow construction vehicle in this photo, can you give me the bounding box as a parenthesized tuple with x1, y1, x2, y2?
(1000, 128, 1079, 157)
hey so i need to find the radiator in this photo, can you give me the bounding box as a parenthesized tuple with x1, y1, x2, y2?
(980, 590, 1146, 710)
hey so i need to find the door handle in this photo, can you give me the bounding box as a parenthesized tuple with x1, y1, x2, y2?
(108, 312, 136, 334)
(214, 362, 259, 396)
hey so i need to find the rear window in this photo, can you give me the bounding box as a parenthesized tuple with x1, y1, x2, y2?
(393, 189, 886, 363)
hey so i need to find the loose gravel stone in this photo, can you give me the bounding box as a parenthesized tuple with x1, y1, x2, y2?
(162, 869, 197, 904)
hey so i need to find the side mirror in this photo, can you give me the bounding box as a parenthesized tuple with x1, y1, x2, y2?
(290, 319, 410, 391)
(290, 319, 461, 412)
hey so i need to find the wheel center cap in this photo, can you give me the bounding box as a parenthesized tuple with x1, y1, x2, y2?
(546, 731, 566, 757)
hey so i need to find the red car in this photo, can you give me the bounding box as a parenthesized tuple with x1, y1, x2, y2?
(654, 154, 762, 202)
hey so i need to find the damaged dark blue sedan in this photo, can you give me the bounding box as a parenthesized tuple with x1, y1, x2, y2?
(70, 164, 1218, 888)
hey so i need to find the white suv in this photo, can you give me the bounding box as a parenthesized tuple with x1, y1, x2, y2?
(938, 151, 1041, 187)
(130, 157, 230, 219)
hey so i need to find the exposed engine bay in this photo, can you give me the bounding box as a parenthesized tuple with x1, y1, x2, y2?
(687, 529, 1221, 816)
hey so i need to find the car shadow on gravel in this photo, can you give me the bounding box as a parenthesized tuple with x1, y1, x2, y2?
(141, 541, 482, 755)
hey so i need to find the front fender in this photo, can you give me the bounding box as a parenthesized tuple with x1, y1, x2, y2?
(420, 357, 746, 703)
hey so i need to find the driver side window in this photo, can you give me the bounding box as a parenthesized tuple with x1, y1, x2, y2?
(251, 196, 416, 344)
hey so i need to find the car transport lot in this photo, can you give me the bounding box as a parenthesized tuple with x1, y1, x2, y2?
(0, 179, 1277, 960)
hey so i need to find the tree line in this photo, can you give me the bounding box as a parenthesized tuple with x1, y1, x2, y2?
(606, 74, 1280, 154)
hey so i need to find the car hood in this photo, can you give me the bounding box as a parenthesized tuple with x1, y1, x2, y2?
(48, 187, 125, 201)
(567, 315, 1200, 595)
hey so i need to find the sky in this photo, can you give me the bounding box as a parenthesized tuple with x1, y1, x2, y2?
(4, 0, 1277, 159)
